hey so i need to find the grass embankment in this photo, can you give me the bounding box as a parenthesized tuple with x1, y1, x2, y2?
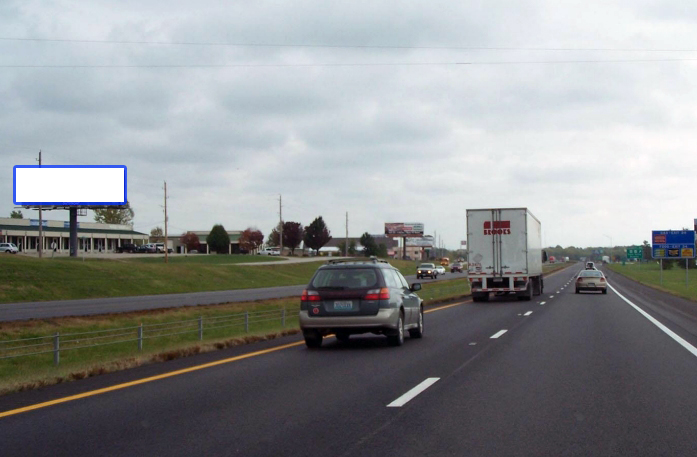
(0, 256, 417, 304)
(0, 298, 300, 395)
(607, 262, 697, 302)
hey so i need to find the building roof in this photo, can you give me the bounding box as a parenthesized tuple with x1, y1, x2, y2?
(0, 223, 146, 236)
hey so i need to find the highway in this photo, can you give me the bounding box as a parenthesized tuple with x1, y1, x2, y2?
(3, 266, 697, 456)
(0, 272, 452, 321)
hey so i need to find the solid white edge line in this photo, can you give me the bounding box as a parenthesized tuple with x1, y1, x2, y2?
(387, 377, 440, 407)
(608, 284, 697, 358)
(524, 311, 533, 316)
(490, 329, 508, 339)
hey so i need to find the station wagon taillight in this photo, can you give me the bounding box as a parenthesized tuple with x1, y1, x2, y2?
(365, 288, 390, 300)
(301, 290, 321, 302)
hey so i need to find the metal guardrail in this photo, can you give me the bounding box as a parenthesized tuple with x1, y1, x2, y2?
(0, 307, 298, 366)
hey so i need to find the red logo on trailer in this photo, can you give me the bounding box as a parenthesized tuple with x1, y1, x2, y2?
(483, 221, 511, 235)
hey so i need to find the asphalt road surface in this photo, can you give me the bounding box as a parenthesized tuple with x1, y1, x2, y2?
(4, 266, 696, 456)
(0, 270, 455, 321)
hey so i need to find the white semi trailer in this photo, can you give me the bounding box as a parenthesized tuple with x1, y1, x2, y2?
(466, 208, 544, 302)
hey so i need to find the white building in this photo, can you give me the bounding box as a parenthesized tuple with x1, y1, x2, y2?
(0, 217, 148, 253)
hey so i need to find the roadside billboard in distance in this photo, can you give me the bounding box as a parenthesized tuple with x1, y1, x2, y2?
(385, 222, 424, 237)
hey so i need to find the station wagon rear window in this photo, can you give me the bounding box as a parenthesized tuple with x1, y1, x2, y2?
(311, 269, 379, 289)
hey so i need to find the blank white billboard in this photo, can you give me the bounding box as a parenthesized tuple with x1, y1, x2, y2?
(13, 166, 127, 205)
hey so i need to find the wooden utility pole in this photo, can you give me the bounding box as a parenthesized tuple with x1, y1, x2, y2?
(279, 194, 283, 255)
(164, 181, 168, 264)
(345, 212, 348, 257)
(37, 150, 43, 258)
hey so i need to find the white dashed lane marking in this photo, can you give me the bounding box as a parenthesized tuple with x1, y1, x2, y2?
(387, 378, 440, 408)
(490, 329, 508, 339)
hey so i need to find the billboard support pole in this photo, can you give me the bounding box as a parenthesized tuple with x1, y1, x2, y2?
(69, 207, 78, 258)
(660, 259, 663, 286)
(686, 258, 689, 288)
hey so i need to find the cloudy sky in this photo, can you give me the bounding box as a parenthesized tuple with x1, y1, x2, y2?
(2, 0, 697, 249)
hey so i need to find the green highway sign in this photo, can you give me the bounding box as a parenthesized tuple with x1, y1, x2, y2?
(627, 247, 643, 259)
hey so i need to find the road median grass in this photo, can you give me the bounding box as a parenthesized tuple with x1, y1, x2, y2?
(0, 256, 417, 304)
(607, 262, 697, 302)
(0, 298, 301, 395)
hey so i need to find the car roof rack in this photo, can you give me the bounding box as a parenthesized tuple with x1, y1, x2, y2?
(326, 256, 390, 266)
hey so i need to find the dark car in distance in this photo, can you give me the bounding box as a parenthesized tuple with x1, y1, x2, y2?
(299, 257, 423, 348)
(450, 262, 464, 273)
(136, 244, 156, 253)
(115, 243, 138, 253)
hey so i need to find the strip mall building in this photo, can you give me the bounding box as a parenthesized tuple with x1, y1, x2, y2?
(0, 217, 148, 252)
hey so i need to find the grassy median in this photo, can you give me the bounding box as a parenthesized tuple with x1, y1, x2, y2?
(607, 262, 697, 302)
(0, 256, 417, 304)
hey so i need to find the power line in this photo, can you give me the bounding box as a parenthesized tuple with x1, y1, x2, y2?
(2, 58, 697, 69)
(2, 37, 697, 53)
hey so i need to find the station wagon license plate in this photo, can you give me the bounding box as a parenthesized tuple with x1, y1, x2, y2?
(333, 301, 354, 311)
(587, 283, 595, 287)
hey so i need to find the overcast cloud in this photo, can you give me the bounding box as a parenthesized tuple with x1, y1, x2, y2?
(2, 0, 697, 249)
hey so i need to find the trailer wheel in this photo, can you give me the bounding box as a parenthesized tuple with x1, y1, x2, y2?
(518, 282, 533, 301)
(533, 277, 542, 296)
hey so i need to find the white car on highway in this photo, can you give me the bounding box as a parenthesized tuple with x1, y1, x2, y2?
(435, 265, 446, 276)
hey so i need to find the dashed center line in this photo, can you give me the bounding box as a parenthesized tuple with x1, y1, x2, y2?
(490, 329, 508, 339)
(387, 377, 440, 407)
(524, 311, 533, 316)
(540, 301, 546, 305)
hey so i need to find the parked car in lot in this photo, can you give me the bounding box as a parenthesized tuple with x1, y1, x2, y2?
(299, 257, 423, 348)
(575, 269, 607, 294)
(450, 262, 464, 273)
(0, 242, 18, 254)
(115, 243, 138, 253)
(137, 243, 157, 253)
(435, 265, 446, 276)
(258, 247, 281, 256)
(155, 243, 173, 253)
(416, 263, 438, 279)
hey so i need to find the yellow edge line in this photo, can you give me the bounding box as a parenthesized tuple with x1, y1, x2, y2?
(2, 298, 474, 419)
(425, 300, 470, 313)
(0, 340, 304, 419)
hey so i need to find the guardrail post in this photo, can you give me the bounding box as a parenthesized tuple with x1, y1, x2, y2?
(245, 311, 249, 332)
(199, 316, 203, 341)
(138, 323, 143, 351)
(282, 308, 286, 327)
(53, 332, 60, 366)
